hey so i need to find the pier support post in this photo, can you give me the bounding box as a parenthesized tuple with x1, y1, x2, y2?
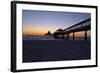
(84, 30, 87, 40)
(67, 34, 69, 40)
(62, 34, 64, 39)
(73, 32, 75, 40)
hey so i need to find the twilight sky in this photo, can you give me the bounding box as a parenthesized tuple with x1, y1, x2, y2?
(22, 10, 91, 36)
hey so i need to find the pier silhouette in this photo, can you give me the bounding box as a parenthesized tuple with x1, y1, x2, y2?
(53, 18, 91, 40)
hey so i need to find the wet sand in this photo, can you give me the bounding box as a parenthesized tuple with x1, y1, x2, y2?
(23, 40, 91, 63)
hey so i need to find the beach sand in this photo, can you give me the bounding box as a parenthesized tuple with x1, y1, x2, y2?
(23, 40, 91, 63)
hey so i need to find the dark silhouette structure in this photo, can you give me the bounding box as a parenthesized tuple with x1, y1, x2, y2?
(53, 18, 91, 40)
(45, 31, 52, 35)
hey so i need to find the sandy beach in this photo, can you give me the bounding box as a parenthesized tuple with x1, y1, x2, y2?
(23, 40, 91, 63)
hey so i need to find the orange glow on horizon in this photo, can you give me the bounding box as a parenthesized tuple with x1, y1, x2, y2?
(74, 31, 85, 37)
(23, 26, 49, 36)
(23, 25, 91, 37)
(65, 31, 90, 37)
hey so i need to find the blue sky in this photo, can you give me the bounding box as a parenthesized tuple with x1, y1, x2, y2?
(22, 10, 90, 35)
